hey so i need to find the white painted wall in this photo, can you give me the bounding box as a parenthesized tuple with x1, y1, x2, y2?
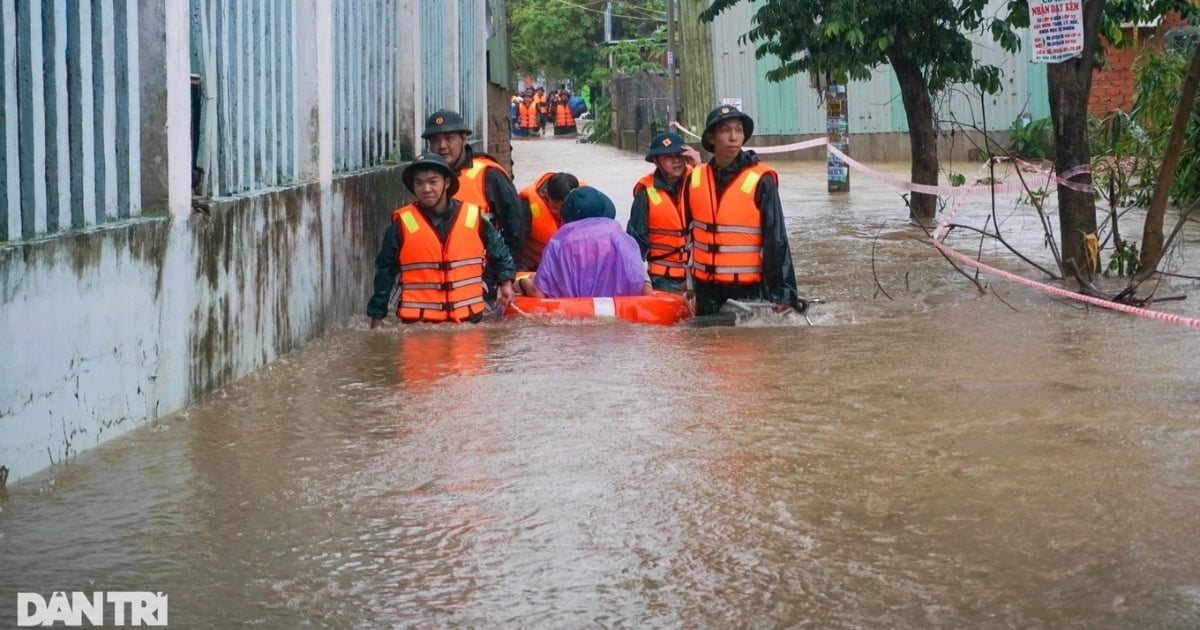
(0, 0, 484, 483)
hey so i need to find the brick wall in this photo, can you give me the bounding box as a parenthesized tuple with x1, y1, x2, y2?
(1090, 12, 1191, 116)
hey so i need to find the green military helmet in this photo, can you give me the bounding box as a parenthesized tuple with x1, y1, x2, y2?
(401, 153, 460, 197)
(645, 131, 687, 162)
(560, 186, 616, 223)
(701, 105, 755, 152)
(421, 109, 472, 139)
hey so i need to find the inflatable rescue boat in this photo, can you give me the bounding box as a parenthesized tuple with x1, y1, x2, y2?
(507, 291, 690, 326)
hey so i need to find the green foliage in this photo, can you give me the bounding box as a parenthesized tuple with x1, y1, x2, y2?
(509, 0, 665, 88)
(1104, 240, 1141, 277)
(509, 0, 602, 86)
(948, 171, 966, 187)
(582, 93, 613, 144)
(699, 0, 1019, 93)
(1087, 109, 1148, 209)
(1127, 40, 1200, 207)
(1009, 115, 1054, 160)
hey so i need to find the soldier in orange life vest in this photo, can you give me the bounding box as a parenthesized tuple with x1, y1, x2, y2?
(517, 172, 580, 271)
(684, 105, 802, 316)
(627, 131, 701, 292)
(517, 89, 539, 136)
(367, 154, 515, 326)
(422, 110, 529, 272)
(549, 87, 576, 136)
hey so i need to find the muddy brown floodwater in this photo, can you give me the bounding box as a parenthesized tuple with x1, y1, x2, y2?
(3, 136, 1200, 627)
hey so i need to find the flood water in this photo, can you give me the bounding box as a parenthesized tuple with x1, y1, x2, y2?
(4, 136, 1200, 627)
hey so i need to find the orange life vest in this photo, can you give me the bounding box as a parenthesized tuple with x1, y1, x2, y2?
(518, 172, 562, 270)
(518, 101, 539, 129)
(392, 202, 488, 323)
(686, 162, 776, 284)
(634, 172, 689, 281)
(454, 154, 509, 227)
(534, 92, 548, 115)
(553, 101, 575, 127)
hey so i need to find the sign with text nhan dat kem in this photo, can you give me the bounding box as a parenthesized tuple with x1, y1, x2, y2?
(1029, 0, 1085, 63)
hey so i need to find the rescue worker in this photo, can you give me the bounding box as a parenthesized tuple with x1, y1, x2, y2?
(509, 92, 522, 136)
(517, 171, 581, 271)
(549, 87, 576, 136)
(367, 154, 515, 326)
(517, 90, 540, 136)
(627, 131, 701, 292)
(684, 105, 801, 316)
(422, 109, 529, 273)
(520, 186, 652, 299)
(533, 87, 548, 131)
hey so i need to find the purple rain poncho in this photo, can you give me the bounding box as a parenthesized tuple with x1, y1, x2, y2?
(533, 217, 648, 298)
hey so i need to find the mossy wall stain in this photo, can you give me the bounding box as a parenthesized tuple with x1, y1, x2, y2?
(184, 170, 403, 401)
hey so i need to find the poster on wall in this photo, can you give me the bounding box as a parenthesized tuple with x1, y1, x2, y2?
(720, 97, 743, 111)
(1029, 0, 1084, 63)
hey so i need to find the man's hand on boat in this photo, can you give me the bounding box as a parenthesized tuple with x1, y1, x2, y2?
(496, 280, 515, 306)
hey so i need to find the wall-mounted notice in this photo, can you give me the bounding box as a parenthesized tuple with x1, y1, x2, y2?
(826, 84, 849, 192)
(1029, 0, 1084, 63)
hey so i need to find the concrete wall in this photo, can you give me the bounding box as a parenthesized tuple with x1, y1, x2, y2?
(0, 0, 468, 484)
(0, 168, 405, 483)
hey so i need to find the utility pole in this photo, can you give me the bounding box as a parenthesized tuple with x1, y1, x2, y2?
(666, 0, 679, 123)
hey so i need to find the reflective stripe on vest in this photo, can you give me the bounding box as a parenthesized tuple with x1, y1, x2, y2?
(454, 155, 509, 226)
(554, 101, 575, 127)
(686, 163, 776, 284)
(635, 172, 688, 281)
(518, 102, 539, 128)
(394, 202, 488, 323)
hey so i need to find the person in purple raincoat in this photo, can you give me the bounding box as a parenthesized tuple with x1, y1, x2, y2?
(517, 186, 653, 299)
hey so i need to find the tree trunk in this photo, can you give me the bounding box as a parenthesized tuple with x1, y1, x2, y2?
(1047, 0, 1106, 281)
(888, 49, 939, 225)
(678, 0, 716, 138)
(1136, 41, 1200, 274)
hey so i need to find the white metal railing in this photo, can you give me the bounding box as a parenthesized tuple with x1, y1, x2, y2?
(192, 0, 297, 197)
(1, 0, 141, 242)
(333, 0, 400, 172)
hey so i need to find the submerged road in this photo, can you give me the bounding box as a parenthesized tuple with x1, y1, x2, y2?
(3, 136, 1200, 627)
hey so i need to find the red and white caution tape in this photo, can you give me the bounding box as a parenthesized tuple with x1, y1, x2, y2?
(669, 119, 1194, 330)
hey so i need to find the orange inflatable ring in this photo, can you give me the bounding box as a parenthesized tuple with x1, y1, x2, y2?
(507, 291, 690, 326)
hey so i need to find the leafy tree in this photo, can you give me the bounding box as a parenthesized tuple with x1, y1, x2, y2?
(699, 0, 1009, 226)
(700, 0, 1195, 281)
(1133, 32, 1200, 281)
(509, 0, 665, 88)
(999, 0, 1196, 282)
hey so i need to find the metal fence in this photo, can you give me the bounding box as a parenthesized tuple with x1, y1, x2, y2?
(610, 73, 671, 153)
(192, 0, 298, 198)
(2, 0, 142, 242)
(333, 0, 400, 173)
